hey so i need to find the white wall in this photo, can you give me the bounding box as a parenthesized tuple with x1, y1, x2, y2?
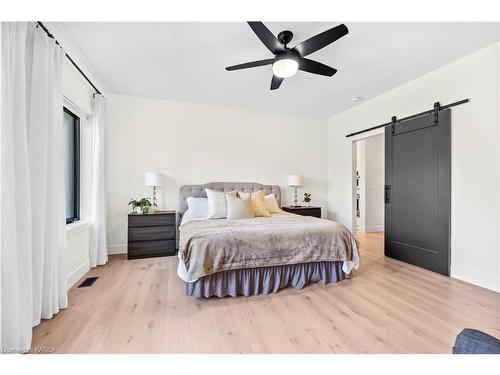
(356, 135, 384, 233)
(65, 222, 90, 288)
(63, 60, 93, 115)
(327, 42, 500, 292)
(106, 94, 328, 253)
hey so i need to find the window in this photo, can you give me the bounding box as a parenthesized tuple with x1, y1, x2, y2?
(63, 107, 80, 224)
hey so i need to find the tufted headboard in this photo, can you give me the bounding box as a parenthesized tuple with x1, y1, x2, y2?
(179, 182, 281, 216)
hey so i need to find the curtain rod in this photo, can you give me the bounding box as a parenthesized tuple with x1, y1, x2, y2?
(345, 98, 469, 138)
(35, 21, 102, 96)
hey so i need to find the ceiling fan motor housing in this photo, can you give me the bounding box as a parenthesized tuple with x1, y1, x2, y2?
(277, 30, 293, 46)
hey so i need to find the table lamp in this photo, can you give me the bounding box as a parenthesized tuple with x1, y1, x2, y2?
(288, 174, 304, 207)
(145, 172, 162, 210)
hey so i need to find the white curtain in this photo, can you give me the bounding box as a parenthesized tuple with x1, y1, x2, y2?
(89, 94, 108, 267)
(1, 22, 67, 353)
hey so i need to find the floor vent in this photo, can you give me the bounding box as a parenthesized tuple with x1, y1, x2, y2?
(78, 277, 98, 288)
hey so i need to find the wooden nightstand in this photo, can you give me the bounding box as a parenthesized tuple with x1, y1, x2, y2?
(282, 206, 321, 218)
(127, 211, 177, 259)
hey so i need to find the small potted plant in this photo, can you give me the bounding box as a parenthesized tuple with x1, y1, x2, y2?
(303, 193, 311, 207)
(128, 198, 152, 214)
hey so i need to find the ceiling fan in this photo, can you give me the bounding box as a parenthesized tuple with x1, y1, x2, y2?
(225, 22, 349, 90)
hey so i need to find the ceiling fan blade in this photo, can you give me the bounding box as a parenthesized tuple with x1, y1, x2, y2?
(225, 59, 274, 71)
(292, 23, 349, 57)
(247, 22, 285, 55)
(270, 75, 284, 90)
(298, 58, 337, 77)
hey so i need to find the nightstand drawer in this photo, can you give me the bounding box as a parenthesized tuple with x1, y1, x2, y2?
(128, 213, 175, 228)
(128, 240, 176, 258)
(282, 206, 321, 218)
(128, 226, 175, 242)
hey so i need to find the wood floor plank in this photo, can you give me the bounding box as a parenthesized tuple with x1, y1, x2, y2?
(30, 231, 500, 354)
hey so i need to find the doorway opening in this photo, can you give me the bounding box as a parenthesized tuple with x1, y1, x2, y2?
(353, 133, 385, 253)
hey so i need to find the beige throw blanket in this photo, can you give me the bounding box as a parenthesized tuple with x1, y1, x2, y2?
(178, 213, 360, 282)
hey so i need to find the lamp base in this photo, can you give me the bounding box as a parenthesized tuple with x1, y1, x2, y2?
(152, 186, 159, 211)
(293, 186, 299, 207)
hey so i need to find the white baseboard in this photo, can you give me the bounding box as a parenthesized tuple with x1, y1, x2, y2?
(108, 244, 127, 255)
(451, 265, 500, 293)
(365, 225, 384, 233)
(67, 259, 90, 289)
(358, 225, 384, 233)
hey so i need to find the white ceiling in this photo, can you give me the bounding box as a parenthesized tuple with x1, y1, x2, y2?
(60, 22, 499, 117)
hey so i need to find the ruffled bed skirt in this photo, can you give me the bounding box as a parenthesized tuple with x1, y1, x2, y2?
(185, 261, 347, 298)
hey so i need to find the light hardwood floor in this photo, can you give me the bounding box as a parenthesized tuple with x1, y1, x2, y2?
(31, 232, 499, 353)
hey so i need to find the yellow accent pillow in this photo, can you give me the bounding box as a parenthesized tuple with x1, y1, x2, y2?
(239, 190, 271, 217)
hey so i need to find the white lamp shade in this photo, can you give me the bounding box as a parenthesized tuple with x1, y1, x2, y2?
(288, 174, 304, 187)
(144, 172, 162, 187)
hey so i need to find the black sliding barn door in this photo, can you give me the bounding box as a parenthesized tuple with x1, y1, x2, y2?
(384, 109, 451, 276)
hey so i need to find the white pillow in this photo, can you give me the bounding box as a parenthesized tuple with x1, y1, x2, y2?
(186, 197, 208, 218)
(226, 193, 254, 220)
(264, 193, 281, 213)
(205, 189, 237, 219)
(180, 209, 198, 226)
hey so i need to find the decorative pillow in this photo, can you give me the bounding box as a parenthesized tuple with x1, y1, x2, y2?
(264, 193, 281, 213)
(239, 190, 271, 217)
(186, 197, 208, 218)
(226, 193, 254, 220)
(205, 188, 237, 219)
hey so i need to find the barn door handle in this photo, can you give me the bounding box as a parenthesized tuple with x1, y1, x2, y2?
(385, 185, 391, 203)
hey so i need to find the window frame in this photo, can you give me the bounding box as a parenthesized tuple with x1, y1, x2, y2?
(64, 106, 81, 225)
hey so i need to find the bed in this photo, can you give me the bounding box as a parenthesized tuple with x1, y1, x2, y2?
(177, 182, 360, 298)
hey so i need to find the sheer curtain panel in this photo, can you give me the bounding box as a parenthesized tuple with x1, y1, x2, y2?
(1, 22, 68, 353)
(89, 94, 108, 267)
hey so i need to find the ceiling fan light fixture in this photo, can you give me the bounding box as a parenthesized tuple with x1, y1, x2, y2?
(272, 58, 299, 78)
(225, 22, 349, 90)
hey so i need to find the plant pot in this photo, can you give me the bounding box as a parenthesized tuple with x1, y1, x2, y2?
(304, 202, 311, 207)
(135, 206, 143, 214)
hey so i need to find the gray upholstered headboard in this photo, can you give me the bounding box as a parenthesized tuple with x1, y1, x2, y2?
(179, 182, 281, 216)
